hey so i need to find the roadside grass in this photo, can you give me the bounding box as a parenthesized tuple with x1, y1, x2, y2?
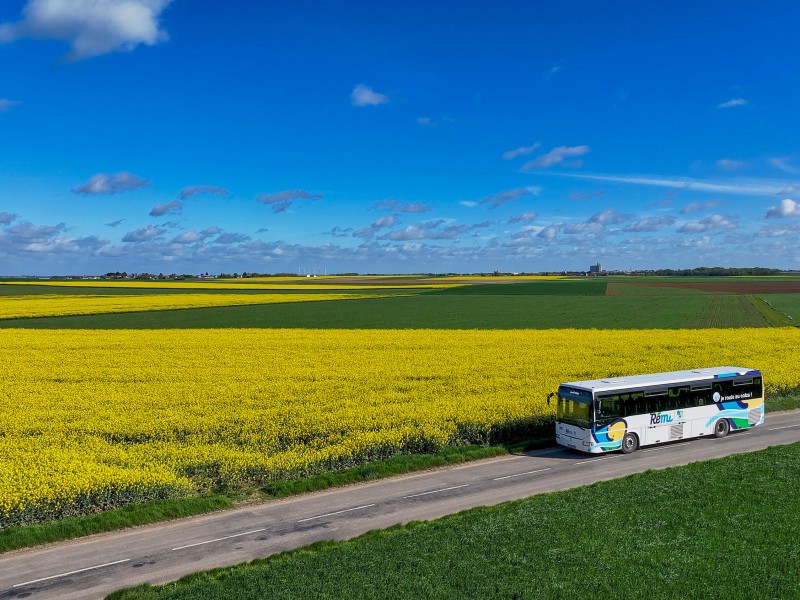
(0, 496, 233, 554)
(1, 399, 796, 555)
(0, 293, 762, 329)
(110, 441, 800, 600)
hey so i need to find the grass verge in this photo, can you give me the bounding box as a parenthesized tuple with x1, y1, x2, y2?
(110, 441, 800, 599)
(0, 495, 232, 554)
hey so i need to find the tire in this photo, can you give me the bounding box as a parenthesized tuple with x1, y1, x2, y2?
(621, 432, 638, 454)
(713, 418, 730, 438)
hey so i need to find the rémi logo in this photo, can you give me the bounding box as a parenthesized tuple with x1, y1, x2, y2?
(650, 412, 674, 425)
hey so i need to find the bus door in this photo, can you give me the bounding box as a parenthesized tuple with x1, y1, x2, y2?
(643, 388, 686, 445)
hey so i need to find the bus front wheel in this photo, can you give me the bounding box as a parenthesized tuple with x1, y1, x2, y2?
(621, 432, 638, 454)
(713, 419, 730, 438)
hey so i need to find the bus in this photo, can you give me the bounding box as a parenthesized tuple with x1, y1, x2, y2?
(552, 366, 764, 454)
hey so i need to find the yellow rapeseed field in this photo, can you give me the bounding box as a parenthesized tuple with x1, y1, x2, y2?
(0, 281, 456, 291)
(2, 328, 799, 526)
(0, 293, 382, 319)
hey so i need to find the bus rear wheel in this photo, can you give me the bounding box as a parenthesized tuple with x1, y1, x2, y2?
(621, 432, 638, 454)
(713, 419, 730, 438)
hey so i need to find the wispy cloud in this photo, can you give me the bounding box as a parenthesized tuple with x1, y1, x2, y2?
(717, 98, 748, 109)
(542, 172, 790, 197)
(680, 201, 721, 213)
(480, 187, 540, 209)
(0, 98, 21, 112)
(0, 212, 18, 225)
(521, 145, 590, 170)
(371, 199, 431, 213)
(766, 198, 800, 218)
(350, 84, 388, 107)
(770, 157, 800, 175)
(179, 185, 230, 200)
(459, 201, 478, 208)
(715, 158, 745, 170)
(0, 0, 173, 62)
(149, 200, 182, 216)
(569, 190, 606, 201)
(215, 232, 250, 245)
(622, 216, 675, 232)
(502, 142, 541, 161)
(73, 172, 149, 195)
(328, 226, 353, 238)
(543, 59, 566, 81)
(105, 219, 124, 227)
(257, 189, 323, 213)
(508, 211, 538, 224)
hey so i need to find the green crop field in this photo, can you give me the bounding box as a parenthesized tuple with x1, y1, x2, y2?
(0, 292, 778, 329)
(111, 442, 800, 600)
(757, 294, 800, 322)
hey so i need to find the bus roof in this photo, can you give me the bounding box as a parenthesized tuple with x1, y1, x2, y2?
(560, 366, 761, 394)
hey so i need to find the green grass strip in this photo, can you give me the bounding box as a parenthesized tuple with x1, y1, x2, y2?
(0, 495, 232, 554)
(110, 441, 800, 599)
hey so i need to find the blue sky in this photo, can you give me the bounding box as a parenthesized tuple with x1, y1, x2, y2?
(1, 0, 799, 275)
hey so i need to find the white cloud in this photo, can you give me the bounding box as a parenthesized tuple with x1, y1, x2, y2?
(587, 209, 631, 225)
(173, 230, 202, 244)
(717, 98, 748, 109)
(257, 189, 323, 213)
(459, 201, 478, 208)
(73, 171, 148, 195)
(416, 116, 433, 126)
(0, 212, 17, 225)
(677, 214, 736, 233)
(372, 199, 431, 213)
(0, 0, 173, 62)
(521, 145, 590, 170)
(179, 185, 230, 200)
(122, 225, 164, 242)
(149, 199, 182, 216)
(382, 223, 469, 241)
(766, 198, 800, 218)
(502, 142, 541, 161)
(350, 84, 388, 107)
(480, 187, 540, 209)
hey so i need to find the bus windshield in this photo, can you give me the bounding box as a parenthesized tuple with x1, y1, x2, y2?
(557, 394, 591, 429)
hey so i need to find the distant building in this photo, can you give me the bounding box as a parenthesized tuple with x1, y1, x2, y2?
(589, 262, 603, 274)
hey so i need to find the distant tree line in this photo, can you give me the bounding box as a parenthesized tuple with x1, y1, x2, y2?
(643, 267, 782, 277)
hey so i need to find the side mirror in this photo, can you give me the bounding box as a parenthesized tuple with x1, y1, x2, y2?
(547, 392, 556, 406)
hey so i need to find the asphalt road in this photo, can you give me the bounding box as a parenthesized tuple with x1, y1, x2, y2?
(3, 409, 800, 600)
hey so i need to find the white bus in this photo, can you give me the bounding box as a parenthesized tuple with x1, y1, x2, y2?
(552, 366, 764, 454)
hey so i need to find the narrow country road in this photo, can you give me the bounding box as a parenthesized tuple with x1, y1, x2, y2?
(2, 409, 799, 600)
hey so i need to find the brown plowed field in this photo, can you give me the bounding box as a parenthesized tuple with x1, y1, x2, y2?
(616, 281, 800, 294)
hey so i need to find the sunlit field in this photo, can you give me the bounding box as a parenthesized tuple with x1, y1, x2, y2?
(2, 327, 799, 527)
